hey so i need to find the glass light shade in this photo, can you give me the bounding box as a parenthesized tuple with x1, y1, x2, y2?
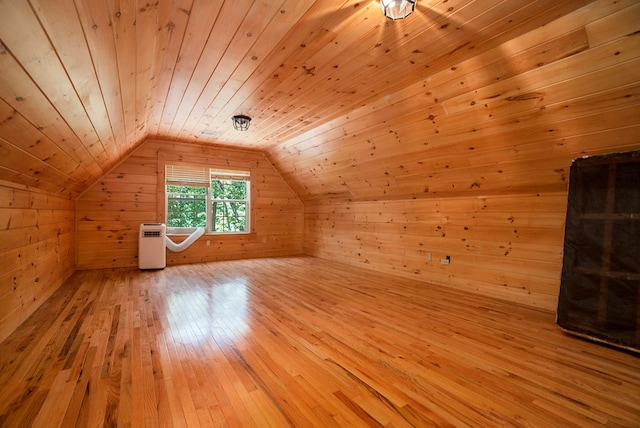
(232, 115, 251, 131)
(380, 0, 416, 20)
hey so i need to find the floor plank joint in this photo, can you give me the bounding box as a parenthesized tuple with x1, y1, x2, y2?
(1, 256, 638, 427)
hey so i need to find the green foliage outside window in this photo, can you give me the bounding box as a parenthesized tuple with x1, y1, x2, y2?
(166, 186, 207, 228)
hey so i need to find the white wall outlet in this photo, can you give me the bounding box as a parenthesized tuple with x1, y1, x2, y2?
(426, 252, 432, 262)
(206, 240, 210, 246)
(440, 256, 450, 265)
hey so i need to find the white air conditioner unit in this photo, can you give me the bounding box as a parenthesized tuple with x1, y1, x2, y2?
(139, 223, 166, 269)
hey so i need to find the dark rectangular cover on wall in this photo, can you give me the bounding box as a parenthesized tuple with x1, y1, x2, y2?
(557, 150, 640, 352)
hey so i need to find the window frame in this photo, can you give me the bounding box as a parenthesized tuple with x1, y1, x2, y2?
(161, 159, 254, 236)
(209, 177, 250, 234)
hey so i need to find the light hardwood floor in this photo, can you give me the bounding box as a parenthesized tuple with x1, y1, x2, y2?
(0, 256, 638, 427)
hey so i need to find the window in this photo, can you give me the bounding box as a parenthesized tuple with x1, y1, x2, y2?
(165, 164, 250, 234)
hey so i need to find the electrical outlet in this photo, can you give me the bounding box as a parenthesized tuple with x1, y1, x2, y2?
(426, 252, 432, 262)
(440, 255, 450, 265)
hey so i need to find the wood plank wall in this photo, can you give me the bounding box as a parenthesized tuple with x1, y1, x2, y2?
(76, 139, 304, 269)
(297, 1, 640, 312)
(304, 194, 568, 310)
(0, 181, 75, 343)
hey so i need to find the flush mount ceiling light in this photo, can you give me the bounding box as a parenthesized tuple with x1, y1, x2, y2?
(380, 0, 416, 20)
(232, 115, 251, 131)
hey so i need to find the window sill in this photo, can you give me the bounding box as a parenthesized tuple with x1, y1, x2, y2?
(166, 227, 250, 237)
(166, 227, 201, 236)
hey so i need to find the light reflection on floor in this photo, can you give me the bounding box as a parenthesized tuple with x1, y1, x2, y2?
(165, 278, 249, 346)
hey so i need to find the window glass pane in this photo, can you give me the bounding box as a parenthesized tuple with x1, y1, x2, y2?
(211, 179, 247, 199)
(166, 185, 207, 228)
(211, 201, 247, 232)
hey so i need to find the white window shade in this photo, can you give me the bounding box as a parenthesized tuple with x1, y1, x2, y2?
(210, 168, 250, 181)
(166, 164, 210, 186)
(166, 165, 250, 185)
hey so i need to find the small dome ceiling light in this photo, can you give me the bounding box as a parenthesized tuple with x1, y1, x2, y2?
(380, 0, 416, 20)
(232, 115, 251, 131)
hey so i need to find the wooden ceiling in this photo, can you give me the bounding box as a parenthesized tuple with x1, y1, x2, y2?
(0, 0, 611, 198)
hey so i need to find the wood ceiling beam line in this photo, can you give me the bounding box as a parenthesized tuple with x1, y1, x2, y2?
(0, 0, 113, 174)
(167, 0, 255, 138)
(176, 0, 293, 141)
(183, 0, 322, 143)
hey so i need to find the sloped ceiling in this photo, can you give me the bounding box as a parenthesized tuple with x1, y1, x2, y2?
(0, 0, 593, 198)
